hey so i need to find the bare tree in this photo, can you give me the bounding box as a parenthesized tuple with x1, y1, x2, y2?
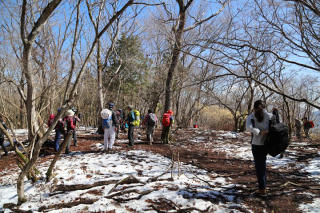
(11, 0, 136, 203)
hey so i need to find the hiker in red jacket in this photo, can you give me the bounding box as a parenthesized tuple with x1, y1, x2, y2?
(303, 117, 314, 138)
(161, 109, 174, 144)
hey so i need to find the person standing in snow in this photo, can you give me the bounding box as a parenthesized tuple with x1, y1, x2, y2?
(246, 100, 274, 195)
(142, 109, 158, 144)
(0, 116, 9, 156)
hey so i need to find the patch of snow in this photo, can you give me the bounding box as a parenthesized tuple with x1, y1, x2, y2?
(302, 152, 320, 181)
(218, 132, 238, 139)
(300, 198, 320, 213)
(0, 149, 250, 212)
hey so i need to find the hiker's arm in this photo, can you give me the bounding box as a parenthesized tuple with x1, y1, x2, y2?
(246, 116, 260, 135)
(75, 115, 80, 122)
(70, 119, 76, 130)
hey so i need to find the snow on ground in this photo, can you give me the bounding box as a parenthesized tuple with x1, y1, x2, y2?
(300, 198, 320, 213)
(0, 146, 250, 212)
(189, 129, 320, 212)
(302, 151, 320, 181)
(192, 130, 310, 171)
(1, 128, 320, 212)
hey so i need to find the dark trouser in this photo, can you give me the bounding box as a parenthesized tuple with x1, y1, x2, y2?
(54, 130, 63, 152)
(73, 130, 77, 146)
(161, 126, 171, 144)
(0, 137, 8, 155)
(304, 128, 310, 138)
(65, 130, 73, 153)
(252, 145, 268, 190)
(296, 127, 301, 139)
(116, 125, 120, 139)
(128, 125, 135, 146)
(146, 126, 155, 142)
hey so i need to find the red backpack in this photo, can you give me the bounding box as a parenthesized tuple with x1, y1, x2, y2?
(309, 121, 315, 128)
(162, 113, 171, 127)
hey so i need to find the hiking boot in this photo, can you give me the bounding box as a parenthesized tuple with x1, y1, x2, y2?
(258, 188, 266, 195)
(253, 188, 267, 197)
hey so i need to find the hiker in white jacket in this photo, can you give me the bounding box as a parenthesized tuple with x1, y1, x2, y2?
(101, 103, 119, 153)
(246, 100, 273, 195)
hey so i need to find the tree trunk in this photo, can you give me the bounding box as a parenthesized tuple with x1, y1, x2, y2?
(46, 132, 73, 182)
(96, 40, 104, 134)
(163, 6, 186, 113)
(97, 40, 104, 111)
(234, 115, 239, 132)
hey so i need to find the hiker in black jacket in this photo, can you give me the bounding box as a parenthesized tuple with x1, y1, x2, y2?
(0, 116, 9, 156)
(126, 105, 135, 146)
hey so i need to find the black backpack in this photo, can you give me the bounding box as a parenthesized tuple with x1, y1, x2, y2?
(148, 113, 156, 127)
(265, 122, 290, 157)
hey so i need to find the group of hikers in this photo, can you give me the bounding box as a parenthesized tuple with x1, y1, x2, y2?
(100, 103, 174, 153)
(246, 100, 315, 195)
(0, 100, 316, 198)
(44, 102, 175, 154)
(47, 108, 81, 154)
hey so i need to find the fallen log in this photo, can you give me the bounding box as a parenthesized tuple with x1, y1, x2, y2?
(38, 198, 99, 211)
(50, 179, 119, 195)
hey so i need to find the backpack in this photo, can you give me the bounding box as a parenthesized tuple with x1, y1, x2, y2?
(148, 113, 156, 127)
(132, 110, 140, 127)
(309, 121, 314, 128)
(64, 116, 75, 132)
(102, 116, 112, 129)
(265, 122, 290, 157)
(162, 113, 171, 127)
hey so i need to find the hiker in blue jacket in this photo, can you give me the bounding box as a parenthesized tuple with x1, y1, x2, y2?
(246, 100, 274, 195)
(53, 108, 65, 152)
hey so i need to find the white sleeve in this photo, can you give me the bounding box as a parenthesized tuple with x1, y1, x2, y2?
(246, 115, 260, 135)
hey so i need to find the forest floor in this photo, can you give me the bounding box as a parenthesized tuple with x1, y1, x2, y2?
(1, 127, 320, 212)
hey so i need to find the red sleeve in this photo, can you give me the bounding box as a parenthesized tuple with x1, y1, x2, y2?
(69, 117, 76, 129)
